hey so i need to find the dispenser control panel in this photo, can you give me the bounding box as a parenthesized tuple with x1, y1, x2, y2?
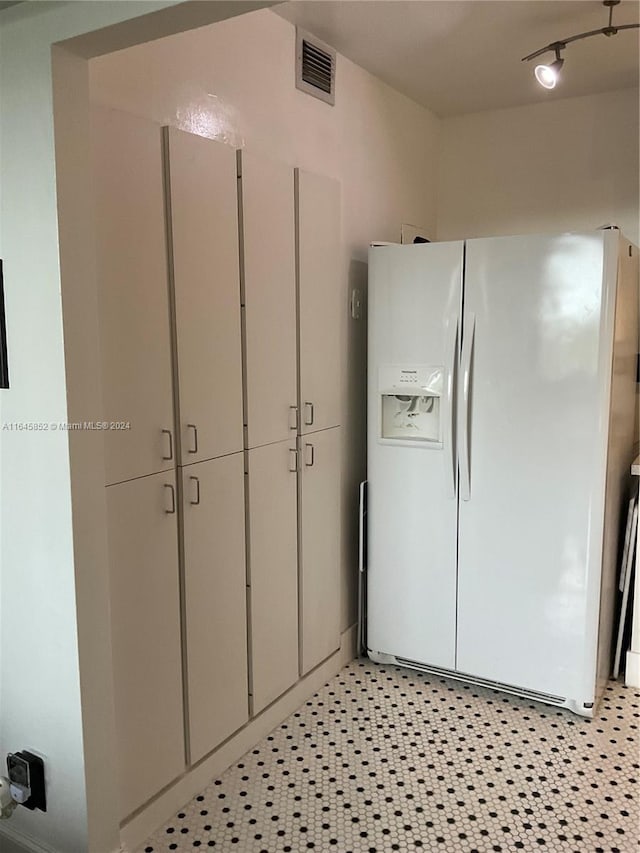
(378, 365, 444, 446)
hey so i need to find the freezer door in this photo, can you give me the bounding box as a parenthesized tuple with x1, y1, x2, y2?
(367, 242, 462, 669)
(456, 232, 611, 701)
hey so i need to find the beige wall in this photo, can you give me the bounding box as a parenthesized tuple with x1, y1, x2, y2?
(90, 10, 440, 257)
(437, 88, 639, 245)
(90, 7, 441, 631)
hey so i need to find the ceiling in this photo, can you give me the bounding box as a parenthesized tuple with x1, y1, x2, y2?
(275, 0, 640, 116)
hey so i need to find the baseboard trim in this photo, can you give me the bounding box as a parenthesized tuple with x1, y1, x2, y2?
(0, 823, 62, 853)
(120, 624, 358, 853)
(625, 649, 640, 688)
(0, 823, 125, 853)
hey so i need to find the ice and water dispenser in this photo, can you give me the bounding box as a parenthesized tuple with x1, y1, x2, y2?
(378, 365, 443, 445)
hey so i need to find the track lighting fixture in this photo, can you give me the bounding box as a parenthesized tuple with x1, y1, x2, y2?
(522, 0, 639, 89)
(534, 48, 565, 90)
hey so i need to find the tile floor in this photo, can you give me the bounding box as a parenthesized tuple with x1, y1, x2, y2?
(140, 659, 639, 853)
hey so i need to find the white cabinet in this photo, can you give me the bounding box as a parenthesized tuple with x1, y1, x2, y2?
(240, 162, 343, 683)
(239, 150, 297, 449)
(94, 115, 345, 811)
(246, 439, 299, 713)
(93, 107, 175, 485)
(299, 426, 342, 675)
(165, 127, 244, 465)
(296, 169, 342, 436)
(105, 470, 184, 817)
(181, 453, 249, 762)
(239, 158, 343, 693)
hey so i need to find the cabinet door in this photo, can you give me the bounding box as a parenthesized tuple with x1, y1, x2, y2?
(240, 151, 297, 448)
(247, 439, 298, 713)
(182, 453, 249, 763)
(296, 169, 342, 435)
(299, 426, 342, 675)
(106, 470, 184, 818)
(166, 127, 244, 464)
(92, 107, 175, 485)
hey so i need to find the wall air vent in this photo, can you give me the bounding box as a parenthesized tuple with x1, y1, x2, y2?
(296, 29, 336, 106)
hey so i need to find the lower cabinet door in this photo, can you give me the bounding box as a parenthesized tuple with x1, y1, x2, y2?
(247, 439, 299, 713)
(106, 470, 185, 818)
(299, 426, 342, 675)
(182, 453, 249, 763)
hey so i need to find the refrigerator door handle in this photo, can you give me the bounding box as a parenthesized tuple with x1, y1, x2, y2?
(460, 313, 475, 501)
(444, 319, 459, 498)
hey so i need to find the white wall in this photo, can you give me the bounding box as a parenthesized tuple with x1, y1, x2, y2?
(0, 4, 274, 853)
(0, 6, 149, 850)
(437, 88, 639, 245)
(89, 8, 441, 631)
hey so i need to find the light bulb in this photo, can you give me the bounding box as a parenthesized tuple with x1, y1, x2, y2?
(534, 58, 564, 89)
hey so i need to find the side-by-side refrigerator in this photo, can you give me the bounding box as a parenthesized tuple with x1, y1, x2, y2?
(366, 229, 638, 716)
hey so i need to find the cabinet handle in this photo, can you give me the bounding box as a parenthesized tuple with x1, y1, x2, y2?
(305, 442, 315, 467)
(164, 483, 176, 514)
(304, 401, 314, 426)
(187, 423, 198, 454)
(161, 429, 173, 461)
(289, 405, 298, 431)
(189, 475, 200, 505)
(289, 448, 298, 473)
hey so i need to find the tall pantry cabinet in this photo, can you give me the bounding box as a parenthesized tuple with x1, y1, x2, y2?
(92, 106, 343, 820)
(164, 127, 249, 765)
(238, 150, 299, 714)
(93, 108, 185, 817)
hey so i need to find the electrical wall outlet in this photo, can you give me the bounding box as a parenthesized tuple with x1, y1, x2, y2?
(6, 751, 46, 812)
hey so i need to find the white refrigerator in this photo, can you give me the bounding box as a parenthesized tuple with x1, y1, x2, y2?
(366, 229, 638, 716)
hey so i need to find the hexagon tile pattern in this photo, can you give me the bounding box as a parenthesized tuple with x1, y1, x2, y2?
(140, 659, 639, 853)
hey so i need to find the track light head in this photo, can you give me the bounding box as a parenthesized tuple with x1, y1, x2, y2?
(534, 57, 564, 89)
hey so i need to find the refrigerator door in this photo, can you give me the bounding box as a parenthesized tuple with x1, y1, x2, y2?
(367, 242, 462, 669)
(456, 232, 609, 702)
